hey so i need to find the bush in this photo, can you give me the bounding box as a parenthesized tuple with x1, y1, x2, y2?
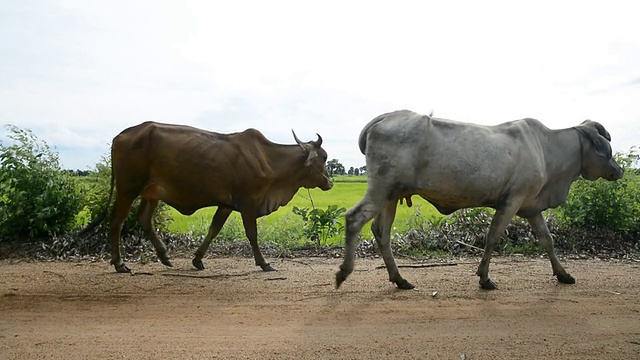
(292, 204, 346, 245)
(558, 148, 640, 236)
(0, 125, 83, 239)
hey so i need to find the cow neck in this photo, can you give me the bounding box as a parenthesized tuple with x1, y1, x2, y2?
(265, 144, 309, 182)
(536, 129, 578, 180)
(532, 128, 583, 209)
(252, 144, 309, 217)
(572, 127, 585, 176)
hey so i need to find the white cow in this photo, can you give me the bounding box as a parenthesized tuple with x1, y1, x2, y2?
(336, 110, 623, 290)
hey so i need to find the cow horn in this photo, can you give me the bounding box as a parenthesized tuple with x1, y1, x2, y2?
(291, 129, 305, 148)
(315, 133, 323, 147)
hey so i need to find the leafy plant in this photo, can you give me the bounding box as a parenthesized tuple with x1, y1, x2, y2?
(292, 204, 346, 245)
(0, 125, 83, 239)
(559, 148, 640, 235)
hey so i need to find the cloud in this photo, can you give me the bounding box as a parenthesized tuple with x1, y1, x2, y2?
(1, 0, 639, 170)
(627, 77, 640, 87)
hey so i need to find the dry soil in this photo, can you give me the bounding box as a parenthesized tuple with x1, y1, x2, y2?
(1, 256, 639, 359)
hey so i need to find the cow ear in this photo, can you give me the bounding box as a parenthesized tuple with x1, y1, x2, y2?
(304, 149, 318, 166)
(577, 122, 612, 159)
(593, 122, 612, 141)
(592, 135, 613, 159)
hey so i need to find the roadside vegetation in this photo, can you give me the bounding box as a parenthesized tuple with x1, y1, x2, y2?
(1, 125, 638, 263)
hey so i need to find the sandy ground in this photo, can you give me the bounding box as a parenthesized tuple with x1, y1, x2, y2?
(0, 256, 639, 359)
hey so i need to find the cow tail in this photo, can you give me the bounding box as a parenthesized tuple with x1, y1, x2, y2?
(358, 112, 391, 154)
(80, 160, 115, 237)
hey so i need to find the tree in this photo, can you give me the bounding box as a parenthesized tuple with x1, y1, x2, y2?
(326, 159, 345, 176)
(347, 167, 354, 175)
(359, 166, 367, 175)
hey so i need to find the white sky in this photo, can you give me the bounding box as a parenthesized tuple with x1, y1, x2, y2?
(1, 0, 639, 170)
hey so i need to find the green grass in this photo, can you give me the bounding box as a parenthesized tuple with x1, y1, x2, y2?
(167, 176, 440, 245)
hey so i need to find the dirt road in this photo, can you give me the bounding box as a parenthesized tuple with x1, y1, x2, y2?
(1, 256, 638, 359)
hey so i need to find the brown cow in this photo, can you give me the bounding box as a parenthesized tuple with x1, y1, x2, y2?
(89, 122, 332, 273)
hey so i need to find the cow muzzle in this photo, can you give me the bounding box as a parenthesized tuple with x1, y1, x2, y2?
(320, 176, 333, 190)
(312, 167, 333, 190)
(319, 172, 333, 190)
(608, 165, 624, 181)
(604, 157, 624, 181)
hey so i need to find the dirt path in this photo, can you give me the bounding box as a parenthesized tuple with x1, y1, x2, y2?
(1, 256, 639, 359)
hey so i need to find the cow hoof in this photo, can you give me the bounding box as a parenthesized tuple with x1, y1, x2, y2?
(115, 264, 131, 273)
(192, 259, 205, 271)
(335, 270, 349, 289)
(479, 278, 497, 290)
(260, 263, 276, 272)
(556, 273, 576, 284)
(160, 258, 173, 267)
(395, 279, 415, 290)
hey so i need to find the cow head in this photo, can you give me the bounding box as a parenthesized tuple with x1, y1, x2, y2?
(292, 130, 333, 190)
(575, 120, 623, 181)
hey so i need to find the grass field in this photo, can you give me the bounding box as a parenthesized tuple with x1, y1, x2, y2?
(167, 177, 440, 244)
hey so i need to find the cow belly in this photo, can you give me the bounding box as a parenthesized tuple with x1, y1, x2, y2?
(418, 187, 502, 215)
(141, 181, 233, 215)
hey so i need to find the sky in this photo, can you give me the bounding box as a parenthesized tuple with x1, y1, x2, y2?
(1, 0, 639, 170)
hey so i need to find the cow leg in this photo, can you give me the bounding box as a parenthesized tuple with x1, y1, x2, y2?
(372, 201, 414, 289)
(528, 213, 575, 284)
(192, 207, 233, 270)
(476, 203, 521, 290)
(240, 212, 274, 272)
(136, 199, 172, 267)
(336, 198, 383, 288)
(109, 194, 136, 273)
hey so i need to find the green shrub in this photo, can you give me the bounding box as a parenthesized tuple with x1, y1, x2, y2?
(292, 204, 346, 245)
(559, 148, 640, 235)
(0, 125, 83, 239)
